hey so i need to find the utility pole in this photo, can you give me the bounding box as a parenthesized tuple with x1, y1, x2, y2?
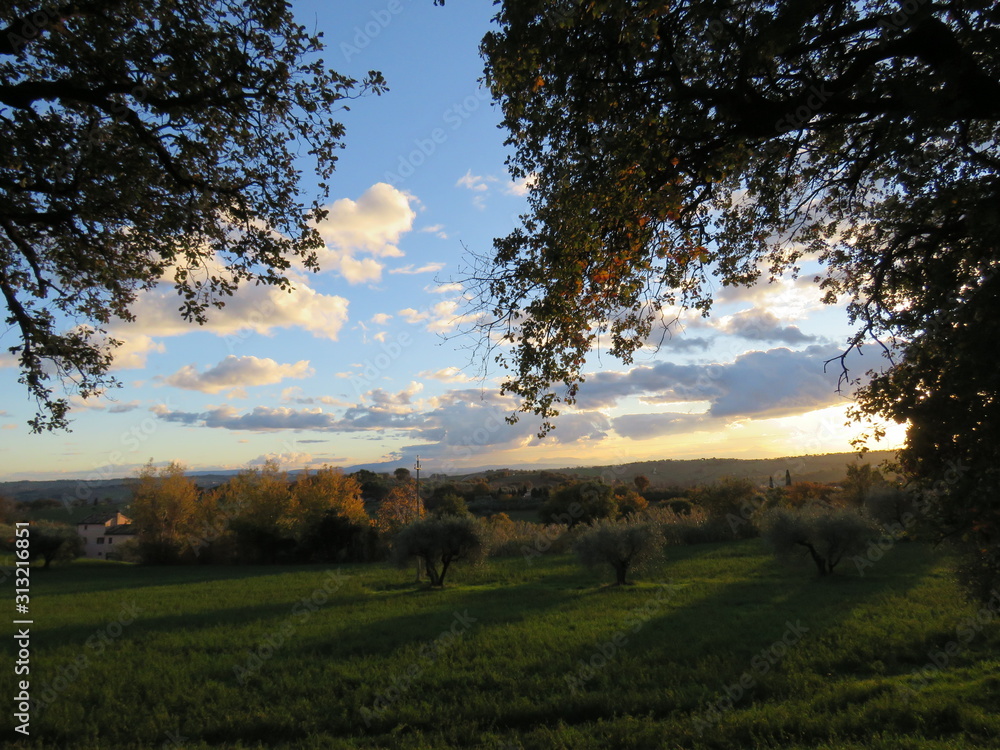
(414, 456, 422, 583)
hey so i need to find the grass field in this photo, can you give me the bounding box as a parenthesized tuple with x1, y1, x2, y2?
(5, 540, 1000, 749)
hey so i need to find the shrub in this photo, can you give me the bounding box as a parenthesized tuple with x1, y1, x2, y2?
(391, 516, 486, 587)
(573, 518, 664, 585)
(613, 486, 649, 518)
(427, 493, 471, 519)
(540, 480, 616, 527)
(761, 505, 878, 576)
(689, 477, 762, 519)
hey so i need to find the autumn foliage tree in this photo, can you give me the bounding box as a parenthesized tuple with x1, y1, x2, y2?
(129, 461, 200, 563)
(375, 480, 423, 536)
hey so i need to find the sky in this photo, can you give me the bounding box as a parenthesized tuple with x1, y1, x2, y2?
(0, 0, 906, 482)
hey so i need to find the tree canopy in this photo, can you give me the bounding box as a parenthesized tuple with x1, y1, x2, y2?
(0, 0, 387, 430)
(477, 1, 1000, 593)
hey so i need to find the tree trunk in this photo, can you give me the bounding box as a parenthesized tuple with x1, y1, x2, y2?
(614, 561, 628, 585)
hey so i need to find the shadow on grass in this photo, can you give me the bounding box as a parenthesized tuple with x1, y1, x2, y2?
(482, 541, 944, 735)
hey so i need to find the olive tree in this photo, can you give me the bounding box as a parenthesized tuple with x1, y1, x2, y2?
(762, 506, 878, 577)
(574, 518, 664, 585)
(391, 516, 486, 588)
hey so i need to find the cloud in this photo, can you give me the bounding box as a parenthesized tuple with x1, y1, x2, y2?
(418, 366, 475, 383)
(247, 451, 316, 469)
(426, 282, 463, 294)
(2, 424, 17, 430)
(504, 174, 537, 196)
(456, 170, 496, 192)
(370, 313, 393, 325)
(576, 345, 851, 419)
(716, 308, 817, 344)
(311, 183, 417, 284)
(611, 412, 714, 441)
(389, 262, 446, 275)
(109, 267, 350, 365)
(162, 356, 313, 394)
(420, 224, 449, 239)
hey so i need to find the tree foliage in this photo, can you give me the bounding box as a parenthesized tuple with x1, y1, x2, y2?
(0, 0, 389, 430)
(390, 516, 486, 587)
(539, 480, 617, 527)
(374, 480, 423, 536)
(129, 460, 200, 563)
(762, 505, 877, 576)
(573, 517, 664, 585)
(28, 520, 82, 568)
(478, 0, 1000, 595)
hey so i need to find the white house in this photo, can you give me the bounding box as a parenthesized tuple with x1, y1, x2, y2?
(76, 511, 136, 559)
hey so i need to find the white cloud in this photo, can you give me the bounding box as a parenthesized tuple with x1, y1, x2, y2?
(426, 282, 463, 294)
(370, 313, 393, 325)
(456, 170, 497, 192)
(161, 356, 313, 394)
(420, 224, 449, 239)
(389, 262, 446, 275)
(418, 366, 475, 383)
(308, 183, 418, 284)
(504, 174, 537, 196)
(112, 269, 350, 357)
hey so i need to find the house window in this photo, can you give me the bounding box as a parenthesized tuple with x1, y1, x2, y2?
(83, 525, 87, 530)
(109, 538, 114, 544)
(97, 537, 105, 545)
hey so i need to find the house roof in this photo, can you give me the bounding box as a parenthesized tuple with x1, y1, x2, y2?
(77, 512, 122, 525)
(105, 524, 135, 536)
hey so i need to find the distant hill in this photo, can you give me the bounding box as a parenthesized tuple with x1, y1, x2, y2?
(451, 450, 898, 489)
(0, 450, 896, 505)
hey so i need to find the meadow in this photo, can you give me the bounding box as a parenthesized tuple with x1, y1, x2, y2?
(6, 540, 1000, 749)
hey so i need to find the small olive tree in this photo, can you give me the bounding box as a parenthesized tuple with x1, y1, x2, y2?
(391, 516, 486, 588)
(574, 518, 664, 585)
(762, 506, 877, 577)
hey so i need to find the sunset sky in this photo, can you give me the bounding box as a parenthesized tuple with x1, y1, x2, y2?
(0, 0, 906, 481)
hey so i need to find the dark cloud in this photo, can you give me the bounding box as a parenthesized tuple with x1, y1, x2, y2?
(720, 309, 817, 344)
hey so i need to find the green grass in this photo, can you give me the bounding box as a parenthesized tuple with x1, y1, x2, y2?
(4, 541, 999, 749)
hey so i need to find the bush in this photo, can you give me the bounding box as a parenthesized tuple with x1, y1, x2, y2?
(573, 518, 664, 585)
(613, 486, 648, 518)
(427, 493, 471, 519)
(761, 505, 878, 576)
(391, 516, 486, 587)
(540, 481, 616, 527)
(689, 477, 763, 520)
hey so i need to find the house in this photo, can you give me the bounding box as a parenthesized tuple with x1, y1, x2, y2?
(76, 511, 136, 559)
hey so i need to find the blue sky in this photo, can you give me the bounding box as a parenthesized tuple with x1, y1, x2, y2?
(0, 0, 905, 481)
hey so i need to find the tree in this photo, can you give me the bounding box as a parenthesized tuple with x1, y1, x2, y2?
(0, 1, 390, 431)
(221, 461, 294, 563)
(393, 467, 412, 483)
(841, 462, 885, 508)
(574, 518, 664, 585)
(28, 521, 82, 568)
(427, 493, 471, 519)
(633, 474, 651, 493)
(762, 506, 877, 577)
(613, 485, 648, 518)
(129, 461, 199, 563)
(476, 1, 1000, 596)
(390, 516, 486, 587)
(539, 480, 617, 527)
(374, 480, 423, 536)
(288, 467, 367, 535)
